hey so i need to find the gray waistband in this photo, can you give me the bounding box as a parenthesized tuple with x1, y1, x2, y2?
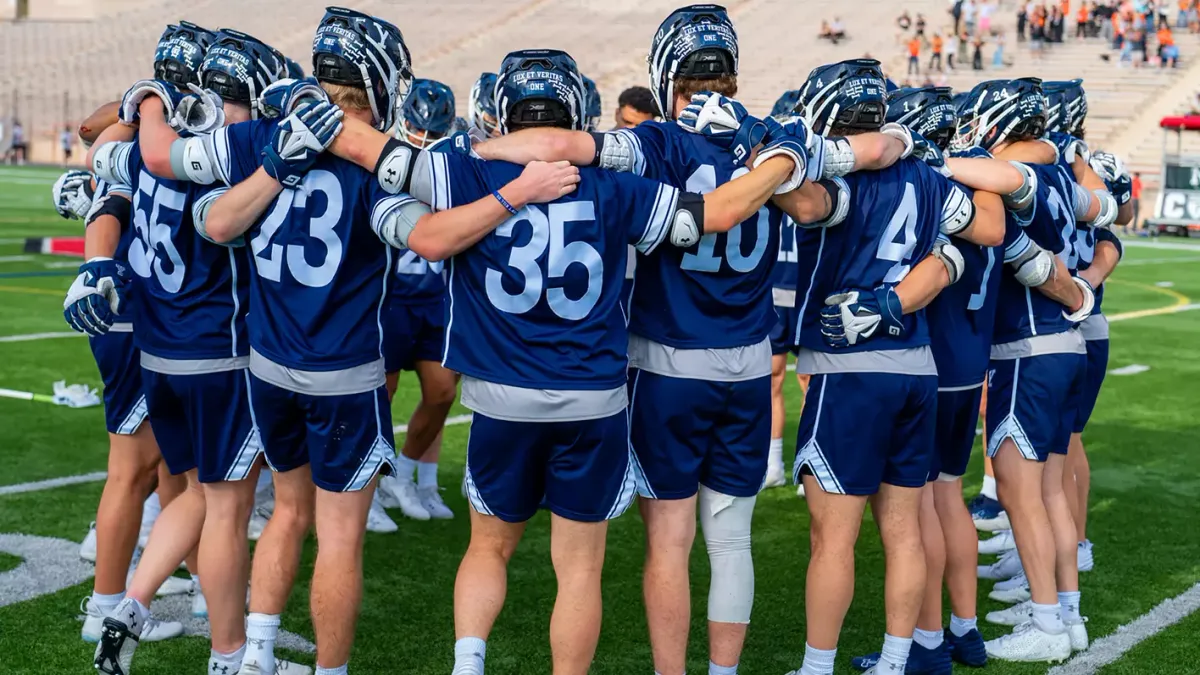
(990, 330, 1086, 360)
(625, 245, 637, 280)
(249, 348, 385, 396)
(794, 346, 938, 376)
(141, 353, 249, 375)
(628, 334, 772, 382)
(460, 376, 627, 422)
(1079, 313, 1109, 341)
(108, 322, 133, 333)
(772, 288, 797, 308)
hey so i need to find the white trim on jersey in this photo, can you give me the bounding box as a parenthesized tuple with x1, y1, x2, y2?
(375, 247, 393, 363)
(626, 369, 657, 499)
(224, 412, 263, 482)
(793, 228, 828, 346)
(462, 425, 495, 516)
(793, 377, 845, 494)
(429, 152, 451, 211)
(637, 184, 679, 255)
(441, 256, 457, 368)
(115, 395, 148, 435)
(606, 447, 639, 520)
(985, 359, 1039, 461)
(227, 248, 240, 359)
(344, 393, 395, 492)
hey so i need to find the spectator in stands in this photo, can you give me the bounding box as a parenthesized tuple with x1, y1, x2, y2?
(1131, 172, 1143, 230)
(819, 19, 834, 40)
(831, 17, 846, 41)
(947, 30, 960, 68)
(1050, 5, 1066, 41)
(614, 86, 656, 128)
(916, 12, 929, 44)
(908, 34, 922, 74)
(1159, 23, 1179, 65)
(59, 126, 73, 167)
(7, 120, 26, 165)
(994, 30, 1008, 65)
(1031, 5, 1047, 57)
(1158, 0, 1170, 26)
(980, 0, 995, 34)
(951, 0, 964, 34)
(1018, 0, 1029, 40)
(958, 28, 972, 63)
(898, 9, 913, 30)
(963, 0, 978, 34)
(1189, 0, 1199, 32)
(973, 32, 986, 68)
(1078, 3, 1091, 36)
(930, 31, 945, 70)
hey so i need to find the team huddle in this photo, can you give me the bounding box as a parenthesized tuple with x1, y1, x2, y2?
(46, 3, 1135, 674)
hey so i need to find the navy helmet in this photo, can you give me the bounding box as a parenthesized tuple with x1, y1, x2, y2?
(496, 49, 586, 134)
(285, 57, 305, 79)
(1043, 81, 1070, 134)
(155, 21, 215, 88)
(451, 116, 470, 133)
(468, 72, 499, 138)
(798, 59, 887, 135)
(884, 77, 900, 93)
(769, 89, 801, 121)
(312, 6, 413, 132)
(1048, 78, 1087, 137)
(886, 86, 957, 150)
(396, 78, 457, 148)
(199, 29, 286, 119)
(952, 77, 1046, 152)
(582, 75, 602, 131)
(647, 4, 738, 120)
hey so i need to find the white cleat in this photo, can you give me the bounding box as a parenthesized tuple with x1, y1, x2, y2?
(366, 495, 400, 533)
(987, 599, 1033, 626)
(1066, 617, 1089, 652)
(979, 529, 1017, 555)
(155, 576, 193, 597)
(190, 585, 207, 618)
(247, 505, 271, 542)
(240, 659, 314, 675)
(379, 475, 430, 520)
(990, 571, 1032, 604)
(984, 621, 1072, 663)
(796, 483, 806, 498)
(762, 463, 787, 489)
(979, 548, 1023, 580)
(975, 510, 1012, 533)
(419, 485, 454, 519)
(80, 521, 98, 563)
(1078, 540, 1094, 572)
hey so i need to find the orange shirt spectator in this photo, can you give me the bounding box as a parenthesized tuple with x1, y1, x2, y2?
(1077, 5, 1088, 23)
(932, 34, 944, 53)
(909, 37, 921, 56)
(1131, 174, 1143, 200)
(1159, 27, 1176, 45)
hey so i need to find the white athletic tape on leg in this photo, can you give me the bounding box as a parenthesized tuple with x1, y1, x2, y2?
(699, 485, 756, 624)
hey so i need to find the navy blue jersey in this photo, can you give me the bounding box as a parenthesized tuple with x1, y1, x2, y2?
(796, 158, 970, 354)
(87, 179, 138, 327)
(421, 152, 677, 390)
(613, 122, 783, 349)
(1045, 132, 1106, 312)
(1071, 223, 1103, 312)
(992, 161, 1081, 343)
(391, 250, 445, 302)
(927, 182, 1003, 388)
(215, 119, 407, 371)
(772, 216, 800, 291)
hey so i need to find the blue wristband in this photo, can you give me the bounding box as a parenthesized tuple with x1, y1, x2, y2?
(493, 190, 518, 215)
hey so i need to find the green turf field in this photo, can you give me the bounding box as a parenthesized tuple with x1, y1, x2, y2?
(1, 165, 1198, 674)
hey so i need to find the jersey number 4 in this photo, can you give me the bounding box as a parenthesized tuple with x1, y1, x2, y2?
(487, 201, 603, 321)
(877, 183, 920, 283)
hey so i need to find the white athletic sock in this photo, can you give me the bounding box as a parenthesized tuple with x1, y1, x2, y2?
(451, 636, 486, 675)
(112, 597, 149, 633)
(417, 462, 439, 489)
(710, 660, 738, 675)
(981, 474, 998, 501)
(255, 470, 273, 495)
(191, 574, 202, 591)
(949, 614, 977, 637)
(800, 643, 836, 675)
(209, 644, 246, 675)
(879, 634, 912, 672)
(91, 590, 125, 615)
(768, 438, 784, 467)
(394, 454, 418, 481)
(1031, 601, 1065, 634)
(245, 612, 281, 669)
(144, 491, 161, 513)
(913, 627, 943, 650)
(315, 666, 348, 675)
(1058, 590, 1082, 622)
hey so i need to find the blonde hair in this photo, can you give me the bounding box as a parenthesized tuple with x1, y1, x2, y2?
(675, 74, 738, 101)
(320, 82, 371, 111)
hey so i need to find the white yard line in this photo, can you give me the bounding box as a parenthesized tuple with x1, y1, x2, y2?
(0, 331, 83, 343)
(1120, 239, 1200, 251)
(1119, 255, 1200, 265)
(0, 256, 33, 263)
(1047, 582, 1200, 675)
(0, 471, 107, 496)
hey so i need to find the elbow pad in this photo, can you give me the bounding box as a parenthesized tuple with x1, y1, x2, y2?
(175, 136, 220, 185)
(596, 130, 644, 175)
(191, 188, 242, 247)
(940, 186, 975, 237)
(375, 138, 419, 195)
(932, 238, 966, 285)
(802, 177, 850, 229)
(1094, 226, 1124, 260)
(84, 191, 131, 228)
(668, 192, 705, 248)
(90, 141, 133, 185)
(1090, 189, 1119, 229)
(1063, 276, 1096, 323)
(1008, 238, 1055, 287)
(373, 196, 431, 249)
(1002, 161, 1037, 213)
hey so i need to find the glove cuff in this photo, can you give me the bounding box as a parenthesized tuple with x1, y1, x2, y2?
(754, 145, 808, 194)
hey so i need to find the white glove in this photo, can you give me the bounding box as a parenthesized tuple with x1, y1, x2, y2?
(170, 84, 226, 134)
(119, 79, 183, 124)
(52, 170, 93, 220)
(1063, 276, 1096, 323)
(880, 122, 915, 159)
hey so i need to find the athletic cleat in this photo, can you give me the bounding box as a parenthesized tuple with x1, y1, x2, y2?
(155, 576, 193, 597)
(984, 621, 1072, 663)
(418, 485, 454, 519)
(1066, 617, 1089, 652)
(796, 483, 806, 498)
(762, 463, 787, 489)
(989, 571, 1032, 604)
(978, 548, 1023, 580)
(80, 521, 98, 562)
(986, 600, 1033, 626)
(83, 597, 184, 644)
(94, 616, 140, 675)
(979, 529, 1016, 555)
(366, 495, 399, 533)
(945, 628, 988, 667)
(378, 475, 430, 520)
(190, 584, 207, 618)
(969, 494, 1010, 532)
(1077, 540, 1094, 572)
(851, 641, 951, 673)
(240, 659, 314, 674)
(247, 504, 272, 542)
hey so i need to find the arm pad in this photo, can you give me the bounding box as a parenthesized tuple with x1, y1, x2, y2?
(1090, 189, 1119, 229)
(668, 192, 705, 248)
(1094, 226, 1124, 260)
(932, 238, 966, 285)
(90, 142, 133, 185)
(191, 188, 242, 247)
(940, 185, 975, 237)
(373, 195, 432, 249)
(84, 191, 131, 228)
(1063, 276, 1096, 323)
(1002, 161, 1037, 213)
(801, 177, 850, 229)
(375, 137, 419, 195)
(1007, 234, 1055, 287)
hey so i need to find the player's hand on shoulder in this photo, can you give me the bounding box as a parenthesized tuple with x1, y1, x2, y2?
(1063, 275, 1096, 324)
(52, 170, 94, 220)
(171, 84, 226, 135)
(753, 117, 812, 193)
(880, 122, 915, 160)
(120, 79, 186, 125)
(911, 132, 951, 177)
(427, 131, 473, 156)
(510, 160, 581, 205)
(259, 77, 329, 119)
(63, 257, 131, 336)
(676, 92, 767, 167)
(261, 99, 344, 188)
(819, 285, 904, 348)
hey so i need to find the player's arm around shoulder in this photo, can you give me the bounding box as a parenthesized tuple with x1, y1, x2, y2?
(473, 127, 599, 167)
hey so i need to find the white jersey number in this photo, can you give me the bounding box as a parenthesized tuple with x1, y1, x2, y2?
(251, 170, 343, 287)
(877, 182, 920, 283)
(396, 250, 445, 276)
(130, 171, 187, 294)
(680, 164, 770, 273)
(486, 201, 603, 321)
